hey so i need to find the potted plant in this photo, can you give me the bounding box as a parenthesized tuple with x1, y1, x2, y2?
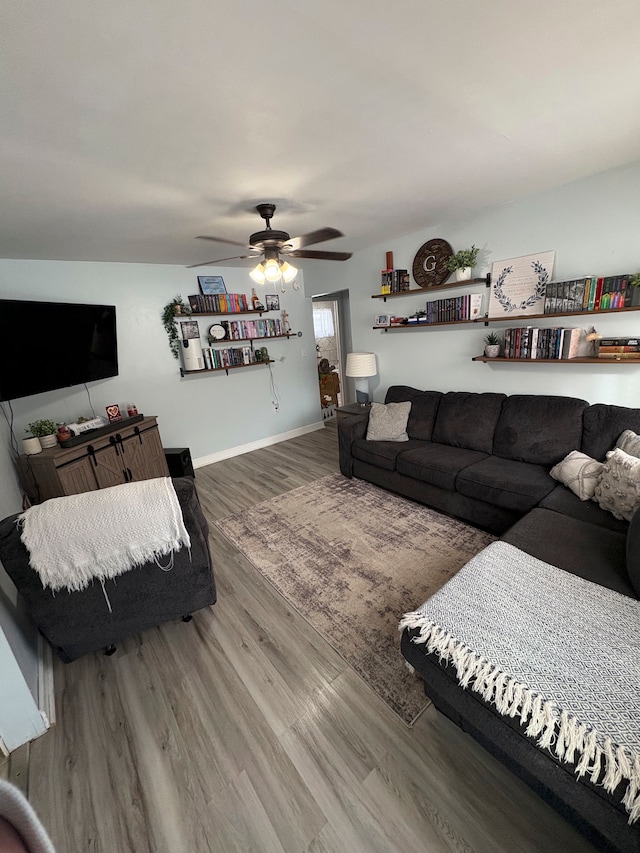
(484, 331, 501, 358)
(162, 296, 192, 360)
(446, 245, 480, 281)
(27, 418, 58, 449)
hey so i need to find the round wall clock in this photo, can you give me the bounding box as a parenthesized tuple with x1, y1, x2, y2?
(412, 238, 454, 288)
(208, 323, 227, 340)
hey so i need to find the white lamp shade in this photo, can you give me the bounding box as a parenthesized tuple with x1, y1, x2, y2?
(345, 352, 377, 378)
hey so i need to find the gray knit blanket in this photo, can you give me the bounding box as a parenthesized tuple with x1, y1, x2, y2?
(400, 541, 640, 823)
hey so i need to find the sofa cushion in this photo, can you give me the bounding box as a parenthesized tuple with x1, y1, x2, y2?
(549, 450, 604, 500)
(456, 456, 556, 512)
(502, 508, 635, 598)
(593, 448, 640, 521)
(351, 437, 427, 471)
(492, 394, 588, 465)
(396, 443, 488, 491)
(582, 403, 640, 461)
(431, 392, 506, 453)
(366, 401, 411, 442)
(538, 485, 629, 533)
(385, 386, 442, 441)
(626, 509, 640, 596)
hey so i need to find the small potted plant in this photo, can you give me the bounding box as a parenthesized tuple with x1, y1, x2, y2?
(446, 245, 480, 281)
(162, 296, 192, 360)
(27, 418, 58, 449)
(484, 331, 501, 358)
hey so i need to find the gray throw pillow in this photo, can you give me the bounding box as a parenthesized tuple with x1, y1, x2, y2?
(366, 401, 411, 442)
(616, 429, 640, 459)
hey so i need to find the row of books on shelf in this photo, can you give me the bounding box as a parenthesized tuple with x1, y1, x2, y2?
(201, 346, 263, 370)
(188, 293, 250, 313)
(503, 327, 582, 360)
(217, 318, 285, 339)
(380, 269, 410, 294)
(597, 337, 640, 359)
(543, 275, 639, 314)
(426, 293, 483, 323)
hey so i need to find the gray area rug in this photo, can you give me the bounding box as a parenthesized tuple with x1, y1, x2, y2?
(216, 474, 495, 725)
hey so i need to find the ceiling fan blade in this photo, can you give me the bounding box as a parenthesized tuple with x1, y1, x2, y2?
(289, 249, 352, 261)
(196, 235, 249, 248)
(285, 227, 344, 250)
(186, 254, 256, 269)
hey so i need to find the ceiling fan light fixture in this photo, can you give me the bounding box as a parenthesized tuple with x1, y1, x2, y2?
(264, 257, 281, 282)
(280, 261, 297, 283)
(249, 262, 266, 284)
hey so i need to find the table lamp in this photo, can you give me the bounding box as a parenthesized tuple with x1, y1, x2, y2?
(345, 352, 377, 405)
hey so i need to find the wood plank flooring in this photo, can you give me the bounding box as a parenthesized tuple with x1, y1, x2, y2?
(25, 421, 599, 852)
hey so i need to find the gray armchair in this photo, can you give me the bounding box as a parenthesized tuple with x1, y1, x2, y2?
(0, 477, 216, 662)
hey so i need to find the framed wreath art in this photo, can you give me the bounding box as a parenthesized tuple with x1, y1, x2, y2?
(488, 251, 555, 318)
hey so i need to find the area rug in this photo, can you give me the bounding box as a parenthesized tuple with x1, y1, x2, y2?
(216, 474, 495, 725)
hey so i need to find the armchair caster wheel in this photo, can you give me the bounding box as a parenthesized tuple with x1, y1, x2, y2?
(182, 614, 193, 622)
(104, 644, 117, 656)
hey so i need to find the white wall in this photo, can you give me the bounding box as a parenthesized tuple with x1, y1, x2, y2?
(0, 261, 328, 517)
(344, 159, 640, 407)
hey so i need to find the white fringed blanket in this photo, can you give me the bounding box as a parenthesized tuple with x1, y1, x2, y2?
(18, 477, 190, 593)
(400, 541, 640, 823)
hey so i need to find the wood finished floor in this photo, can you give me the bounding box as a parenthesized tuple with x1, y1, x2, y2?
(22, 420, 599, 852)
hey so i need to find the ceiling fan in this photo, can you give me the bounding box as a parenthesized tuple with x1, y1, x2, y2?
(188, 203, 352, 288)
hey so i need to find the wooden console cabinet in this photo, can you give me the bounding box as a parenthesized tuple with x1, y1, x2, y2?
(19, 416, 170, 504)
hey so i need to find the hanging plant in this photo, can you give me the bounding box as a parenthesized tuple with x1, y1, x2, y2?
(162, 296, 191, 359)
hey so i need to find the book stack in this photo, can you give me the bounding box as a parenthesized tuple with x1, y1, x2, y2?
(543, 275, 634, 314)
(380, 269, 410, 293)
(597, 337, 640, 360)
(202, 346, 256, 369)
(222, 318, 284, 339)
(188, 293, 250, 313)
(426, 293, 483, 323)
(503, 327, 582, 360)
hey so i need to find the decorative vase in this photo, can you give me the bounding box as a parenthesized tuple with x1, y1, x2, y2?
(455, 267, 472, 282)
(39, 433, 58, 449)
(484, 344, 501, 358)
(22, 436, 42, 455)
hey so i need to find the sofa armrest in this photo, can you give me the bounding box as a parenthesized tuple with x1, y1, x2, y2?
(337, 412, 369, 477)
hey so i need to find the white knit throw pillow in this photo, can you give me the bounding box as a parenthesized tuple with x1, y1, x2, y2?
(549, 450, 604, 501)
(366, 401, 411, 442)
(616, 429, 640, 459)
(594, 447, 640, 521)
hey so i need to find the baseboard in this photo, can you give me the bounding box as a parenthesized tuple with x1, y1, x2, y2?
(36, 635, 55, 728)
(193, 421, 326, 469)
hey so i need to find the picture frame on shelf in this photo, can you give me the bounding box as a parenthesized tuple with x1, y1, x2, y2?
(375, 313, 390, 327)
(180, 320, 200, 340)
(265, 293, 280, 311)
(197, 275, 227, 295)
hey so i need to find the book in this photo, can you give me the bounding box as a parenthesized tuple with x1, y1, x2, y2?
(598, 345, 640, 353)
(469, 293, 483, 319)
(597, 352, 640, 359)
(561, 328, 581, 359)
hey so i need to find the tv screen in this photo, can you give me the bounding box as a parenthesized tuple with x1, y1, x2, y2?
(0, 299, 118, 402)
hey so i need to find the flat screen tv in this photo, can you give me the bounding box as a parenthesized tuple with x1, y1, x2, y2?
(0, 299, 118, 402)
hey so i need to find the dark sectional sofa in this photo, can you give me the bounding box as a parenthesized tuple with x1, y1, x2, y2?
(338, 387, 640, 853)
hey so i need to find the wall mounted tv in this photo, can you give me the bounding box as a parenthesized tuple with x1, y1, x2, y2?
(0, 299, 118, 402)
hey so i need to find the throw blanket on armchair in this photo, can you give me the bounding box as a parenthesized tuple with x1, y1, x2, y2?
(18, 477, 191, 594)
(400, 540, 640, 823)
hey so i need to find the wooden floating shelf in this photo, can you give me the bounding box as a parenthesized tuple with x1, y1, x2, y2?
(181, 360, 274, 376)
(472, 356, 640, 364)
(372, 276, 490, 301)
(209, 333, 291, 344)
(183, 310, 274, 317)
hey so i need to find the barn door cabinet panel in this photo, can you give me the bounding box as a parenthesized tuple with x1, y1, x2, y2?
(19, 416, 169, 504)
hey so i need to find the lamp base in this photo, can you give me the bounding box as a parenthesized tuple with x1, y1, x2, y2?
(355, 389, 370, 405)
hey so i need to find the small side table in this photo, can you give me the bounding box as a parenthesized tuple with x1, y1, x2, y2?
(336, 403, 371, 421)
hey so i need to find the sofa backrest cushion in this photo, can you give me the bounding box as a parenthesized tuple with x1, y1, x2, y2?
(384, 386, 442, 441)
(431, 391, 506, 453)
(493, 394, 588, 465)
(582, 404, 640, 461)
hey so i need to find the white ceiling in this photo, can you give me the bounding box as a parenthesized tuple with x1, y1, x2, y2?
(2, 0, 640, 267)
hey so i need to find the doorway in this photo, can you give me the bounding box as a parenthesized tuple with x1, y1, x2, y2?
(312, 291, 352, 419)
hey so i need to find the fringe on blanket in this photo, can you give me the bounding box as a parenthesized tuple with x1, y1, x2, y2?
(399, 611, 640, 824)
